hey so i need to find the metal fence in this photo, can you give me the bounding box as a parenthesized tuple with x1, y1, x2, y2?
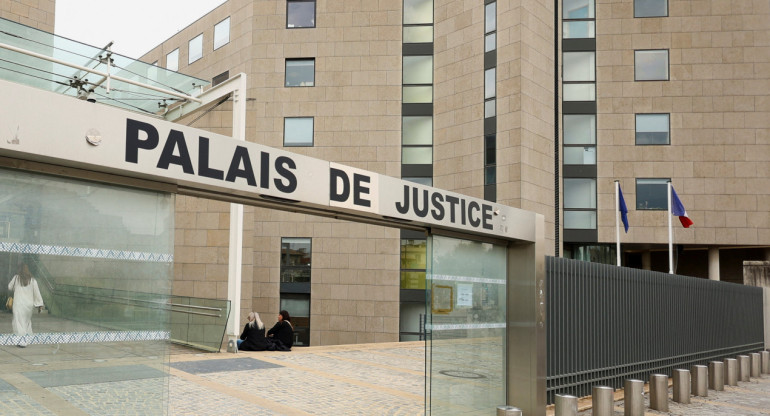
(546, 256, 765, 403)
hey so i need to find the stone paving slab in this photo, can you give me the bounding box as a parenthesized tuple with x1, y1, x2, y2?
(22, 364, 166, 388)
(170, 357, 283, 374)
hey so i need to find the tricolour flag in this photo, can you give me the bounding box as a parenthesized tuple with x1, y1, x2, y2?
(670, 186, 693, 228)
(618, 184, 629, 233)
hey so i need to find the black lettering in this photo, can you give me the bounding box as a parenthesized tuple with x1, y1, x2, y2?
(274, 156, 297, 193)
(157, 130, 194, 174)
(225, 146, 257, 186)
(198, 137, 223, 180)
(468, 201, 481, 227)
(413, 187, 428, 218)
(482, 204, 494, 230)
(125, 119, 159, 163)
(260, 152, 270, 189)
(330, 168, 350, 202)
(395, 185, 410, 214)
(353, 174, 371, 207)
(430, 192, 445, 221)
(445, 195, 459, 223)
(460, 199, 467, 225)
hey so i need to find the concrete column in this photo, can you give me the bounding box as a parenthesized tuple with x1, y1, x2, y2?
(691, 365, 708, 397)
(641, 251, 651, 270)
(738, 355, 751, 382)
(649, 374, 668, 411)
(673, 369, 690, 403)
(624, 379, 644, 416)
(725, 358, 738, 386)
(708, 361, 724, 391)
(592, 386, 614, 416)
(708, 247, 720, 280)
(751, 353, 761, 378)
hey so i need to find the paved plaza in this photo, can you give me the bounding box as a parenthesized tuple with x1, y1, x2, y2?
(0, 336, 769, 415)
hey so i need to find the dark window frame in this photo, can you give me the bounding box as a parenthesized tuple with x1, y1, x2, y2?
(285, 58, 315, 87)
(634, 49, 670, 81)
(286, 0, 316, 29)
(634, 0, 669, 18)
(635, 177, 670, 210)
(280, 237, 312, 283)
(635, 113, 670, 145)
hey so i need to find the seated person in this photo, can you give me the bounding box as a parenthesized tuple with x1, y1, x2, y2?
(266, 309, 294, 351)
(237, 312, 269, 351)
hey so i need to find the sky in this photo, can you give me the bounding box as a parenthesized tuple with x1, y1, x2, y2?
(54, 0, 226, 59)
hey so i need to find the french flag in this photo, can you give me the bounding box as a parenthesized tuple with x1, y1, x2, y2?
(670, 186, 694, 228)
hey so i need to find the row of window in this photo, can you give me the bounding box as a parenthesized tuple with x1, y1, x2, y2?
(563, 49, 668, 101)
(564, 178, 674, 229)
(563, 0, 668, 39)
(484, 0, 497, 200)
(165, 17, 230, 71)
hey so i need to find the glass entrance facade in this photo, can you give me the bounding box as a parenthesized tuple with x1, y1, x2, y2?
(425, 235, 507, 415)
(0, 168, 174, 414)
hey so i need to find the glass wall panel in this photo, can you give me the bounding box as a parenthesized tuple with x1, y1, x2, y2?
(403, 86, 433, 103)
(564, 0, 594, 18)
(563, 114, 596, 144)
(214, 17, 230, 50)
(403, 147, 433, 164)
(426, 235, 506, 414)
(403, 55, 433, 84)
(564, 178, 597, 208)
(635, 50, 669, 80)
(636, 178, 669, 210)
(563, 21, 595, 39)
(563, 83, 596, 101)
(0, 168, 173, 414)
(404, 26, 433, 43)
(404, 0, 434, 24)
(403, 116, 433, 145)
(636, 114, 670, 145)
(564, 146, 596, 164)
(280, 294, 310, 346)
(563, 52, 595, 81)
(564, 210, 597, 229)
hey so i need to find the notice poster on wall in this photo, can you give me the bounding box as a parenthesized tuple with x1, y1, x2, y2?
(457, 284, 473, 307)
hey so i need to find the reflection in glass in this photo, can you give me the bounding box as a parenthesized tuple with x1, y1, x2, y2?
(403, 55, 433, 84)
(284, 117, 314, 146)
(564, 146, 596, 164)
(485, 33, 496, 52)
(404, 0, 434, 24)
(485, 2, 496, 33)
(402, 147, 433, 164)
(485, 166, 496, 185)
(636, 114, 669, 145)
(564, 178, 597, 208)
(403, 177, 433, 186)
(214, 17, 230, 50)
(564, 210, 597, 229)
(635, 50, 668, 80)
(166, 48, 179, 71)
(280, 294, 310, 346)
(563, 21, 595, 39)
(636, 178, 668, 210)
(287, 0, 316, 28)
(403, 86, 433, 103)
(188, 34, 203, 64)
(400, 271, 426, 290)
(635, 0, 667, 17)
(280, 238, 311, 282)
(563, 83, 595, 101)
(485, 134, 496, 165)
(564, 114, 596, 144)
(563, 52, 595, 81)
(401, 239, 427, 269)
(403, 116, 433, 145)
(285, 59, 315, 87)
(564, 0, 594, 19)
(485, 68, 496, 99)
(404, 26, 433, 43)
(485, 99, 496, 118)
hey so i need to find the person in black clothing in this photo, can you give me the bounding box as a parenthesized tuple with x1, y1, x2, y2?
(237, 312, 269, 351)
(266, 309, 293, 351)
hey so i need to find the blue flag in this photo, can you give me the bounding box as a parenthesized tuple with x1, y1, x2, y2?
(618, 184, 629, 233)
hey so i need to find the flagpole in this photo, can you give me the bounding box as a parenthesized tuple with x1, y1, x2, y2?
(615, 180, 621, 266)
(667, 181, 674, 274)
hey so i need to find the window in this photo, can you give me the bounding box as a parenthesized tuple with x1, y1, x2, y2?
(285, 59, 315, 87)
(403, 177, 433, 186)
(166, 49, 179, 71)
(280, 238, 311, 282)
(635, 0, 667, 17)
(484, 68, 496, 99)
(563, 0, 594, 19)
(284, 117, 314, 146)
(287, 0, 315, 28)
(636, 114, 670, 145)
(402, 147, 432, 164)
(636, 178, 669, 210)
(485, 2, 496, 52)
(403, 55, 433, 85)
(563, 52, 595, 101)
(400, 239, 427, 289)
(403, 26, 433, 43)
(563, 21, 595, 39)
(188, 34, 203, 64)
(563, 115, 596, 165)
(563, 0, 595, 39)
(563, 178, 597, 229)
(280, 293, 310, 346)
(212, 71, 229, 87)
(485, 134, 496, 186)
(404, 0, 433, 24)
(214, 17, 230, 50)
(635, 50, 669, 81)
(403, 85, 433, 103)
(402, 116, 432, 145)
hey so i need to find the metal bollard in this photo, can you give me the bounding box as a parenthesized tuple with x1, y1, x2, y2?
(624, 379, 644, 416)
(762, 351, 770, 374)
(738, 355, 751, 382)
(673, 369, 690, 404)
(555, 394, 578, 416)
(751, 353, 761, 378)
(649, 373, 668, 412)
(708, 361, 724, 391)
(592, 386, 614, 416)
(725, 358, 738, 386)
(691, 365, 708, 397)
(496, 406, 522, 416)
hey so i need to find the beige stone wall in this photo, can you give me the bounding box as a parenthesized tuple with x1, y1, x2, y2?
(595, 0, 770, 246)
(2, 0, 55, 33)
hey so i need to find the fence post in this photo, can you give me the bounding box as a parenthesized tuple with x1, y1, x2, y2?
(708, 361, 724, 391)
(592, 386, 614, 416)
(762, 350, 770, 374)
(673, 369, 690, 403)
(554, 394, 577, 416)
(737, 355, 751, 382)
(751, 353, 761, 378)
(691, 365, 707, 397)
(623, 379, 644, 416)
(649, 374, 668, 411)
(724, 358, 738, 386)
(496, 406, 522, 416)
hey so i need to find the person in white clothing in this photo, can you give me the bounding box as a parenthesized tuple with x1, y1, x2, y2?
(8, 262, 44, 347)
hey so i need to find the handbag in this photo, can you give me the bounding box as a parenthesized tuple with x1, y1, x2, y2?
(5, 296, 12, 311)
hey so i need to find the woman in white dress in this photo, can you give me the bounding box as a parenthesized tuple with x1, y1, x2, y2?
(8, 263, 44, 347)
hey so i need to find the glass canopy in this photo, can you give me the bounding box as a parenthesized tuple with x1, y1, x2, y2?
(0, 17, 208, 115)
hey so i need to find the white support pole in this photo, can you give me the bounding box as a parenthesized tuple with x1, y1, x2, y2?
(615, 180, 621, 267)
(226, 74, 248, 341)
(666, 181, 674, 274)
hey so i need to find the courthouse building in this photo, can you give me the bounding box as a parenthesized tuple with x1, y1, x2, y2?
(3, 0, 769, 347)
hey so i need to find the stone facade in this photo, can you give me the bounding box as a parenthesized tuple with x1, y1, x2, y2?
(1, 0, 55, 32)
